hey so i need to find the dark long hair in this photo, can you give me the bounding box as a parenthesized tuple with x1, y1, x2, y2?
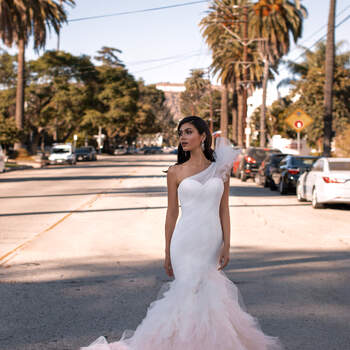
(164, 116, 215, 173)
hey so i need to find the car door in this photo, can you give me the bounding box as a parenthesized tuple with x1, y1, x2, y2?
(272, 157, 287, 185)
(305, 159, 323, 200)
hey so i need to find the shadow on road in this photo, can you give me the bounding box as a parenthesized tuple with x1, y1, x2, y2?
(1, 247, 349, 349)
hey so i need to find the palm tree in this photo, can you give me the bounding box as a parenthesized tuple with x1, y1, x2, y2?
(0, 0, 74, 151)
(200, 0, 265, 146)
(323, 0, 336, 156)
(250, 0, 306, 147)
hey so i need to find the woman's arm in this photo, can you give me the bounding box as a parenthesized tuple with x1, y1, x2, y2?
(164, 166, 179, 276)
(218, 178, 231, 269)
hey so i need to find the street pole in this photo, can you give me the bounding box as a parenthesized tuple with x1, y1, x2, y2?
(323, 0, 336, 156)
(242, 4, 248, 148)
(297, 131, 301, 154)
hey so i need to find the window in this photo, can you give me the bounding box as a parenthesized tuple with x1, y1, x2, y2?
(312, 160, 323, 171)
(329, 162, 350, 171)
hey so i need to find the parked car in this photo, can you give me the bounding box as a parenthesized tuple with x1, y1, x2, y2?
(238, 147, 282, 181)
(231, 147, 244, 177)
(141, 146, 163, 154)
(0, 145, 5, 173)
(296, 157, 350, 208)
(114, 145, 127, 155)
(255, 153, 288, 187)
(271, 155, 320, 194)
(48, 144, 76, 165)
(75, 146, 97, 161)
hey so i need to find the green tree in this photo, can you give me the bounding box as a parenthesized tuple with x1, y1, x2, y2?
(283, 41, 350, 149)
(180, 69, 209, 116)
(200, 0, 266, 145)
(249, 0, 306, 146)
(27, 50, 97, 153)
(82, 47, 139, 153)
(0, 0, 75, 151)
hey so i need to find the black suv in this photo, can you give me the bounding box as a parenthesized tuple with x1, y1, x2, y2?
(255, 153, 288, 187)
(271, 155, 320, 194)
(238, 147, 282, 181)
(75, 146, 97, 161)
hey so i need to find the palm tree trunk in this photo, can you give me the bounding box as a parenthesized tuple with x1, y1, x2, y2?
(231, 81, 238, 145)
(220, 83, 228, 138)
(14, 38, 26, 151)
(237, 89, 244, 147)
(260, 58, 269, 147)
(323, 0, 336, 156)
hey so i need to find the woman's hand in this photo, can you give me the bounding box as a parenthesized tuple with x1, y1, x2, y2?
(218, 245, 230, 270)
(164, 253, 174, 277)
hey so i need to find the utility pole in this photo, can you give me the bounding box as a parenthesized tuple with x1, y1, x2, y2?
(323, 0, 336, 156)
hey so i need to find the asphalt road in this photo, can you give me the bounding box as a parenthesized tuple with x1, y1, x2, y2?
(0, 154, 349, 350)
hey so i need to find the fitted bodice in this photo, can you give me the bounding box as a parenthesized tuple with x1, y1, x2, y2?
(177, 176, 224, 218)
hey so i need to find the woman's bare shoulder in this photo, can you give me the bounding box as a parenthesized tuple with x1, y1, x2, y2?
(167, 164, 180, 175)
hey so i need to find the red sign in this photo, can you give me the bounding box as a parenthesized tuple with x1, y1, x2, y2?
(294, 120, 304, 130)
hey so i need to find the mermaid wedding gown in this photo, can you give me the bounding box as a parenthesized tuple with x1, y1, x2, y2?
(80, 136, 283, 350)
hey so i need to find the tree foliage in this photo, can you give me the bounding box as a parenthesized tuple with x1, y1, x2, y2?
(0, 48, 172, 153)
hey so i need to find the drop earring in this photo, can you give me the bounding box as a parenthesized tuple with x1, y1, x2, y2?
(201, 139, 205, 151)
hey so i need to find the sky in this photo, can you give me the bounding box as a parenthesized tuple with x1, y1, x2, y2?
(20, 0, 350, 90)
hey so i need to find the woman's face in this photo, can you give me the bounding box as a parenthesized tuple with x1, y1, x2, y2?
(178, 122, 204, 151)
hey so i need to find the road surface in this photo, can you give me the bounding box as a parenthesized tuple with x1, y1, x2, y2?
(0, 154, 349, 350)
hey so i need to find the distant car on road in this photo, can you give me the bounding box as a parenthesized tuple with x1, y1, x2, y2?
(255, 153, 288, 187)
(0, 145, 5, 173)
(238, 147, 282, 181)
(75, 146, 97, 161)
(271, 155, 320, 194)
(141, 146, 163, 154)
(297, 157, 350, 208)
(48, 144, 76, 165)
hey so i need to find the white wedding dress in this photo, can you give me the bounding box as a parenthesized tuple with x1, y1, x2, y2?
(80, 137, 283, 350)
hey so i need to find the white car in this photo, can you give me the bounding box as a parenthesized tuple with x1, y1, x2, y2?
(297, 157, 350, 208)
(48, 144, 76, 165)
(0, 145, 5, 173)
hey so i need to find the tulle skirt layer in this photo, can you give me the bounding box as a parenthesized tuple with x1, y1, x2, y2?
(80, 267, 283, 350)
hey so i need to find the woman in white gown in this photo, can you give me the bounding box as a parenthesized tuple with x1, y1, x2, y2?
(80, 116, 284, 350)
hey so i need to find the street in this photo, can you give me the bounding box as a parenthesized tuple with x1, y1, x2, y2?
(1, 154, 349, 350)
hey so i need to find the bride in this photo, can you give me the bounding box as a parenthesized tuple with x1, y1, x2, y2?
(80, 116, 283, 350)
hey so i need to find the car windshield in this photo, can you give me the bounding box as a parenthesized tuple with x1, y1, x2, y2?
(329, 162, 350, 171)
(291, 158, 317, 167)
(52, 148, 69, 154)
(269, 154, 286, 165)
(250, 149, 280, 161)
(76, 148, 90, 153)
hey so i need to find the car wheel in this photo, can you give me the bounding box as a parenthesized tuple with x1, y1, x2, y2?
(269, 180, 277, 191)
(312, 188, 324, 209)
(296, 184, 306, 202)
(240, 170, 247, 182)
(279, 178, 288, 195)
